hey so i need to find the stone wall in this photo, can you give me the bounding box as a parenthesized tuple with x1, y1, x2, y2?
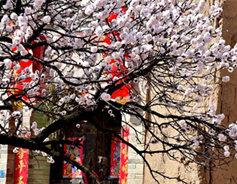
(142, 107, 203, 184)
(142, 0, 237, 184)
(211, 0, 237, 183)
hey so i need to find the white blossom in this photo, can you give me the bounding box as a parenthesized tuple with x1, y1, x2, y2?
(1, 14, 9, 25)
(13, 147, 19, 153)
(11, 111, 21, 119)
(224, 145, 229, 151)
(3, 59, 12, 69)
(47, 156, 55, 164)
(31, 121, 38, 130)
(91, 46, 98, 53)
(3, 0, 13, 9)
(222, 76, 230, 82)
(224, 151, 230, 157)
(42, 16, 51, 24)
(34, 0, 45, 10)
(95, 26, 103, 37)
(101, 93, 111, 101)
(218, 134, 227, 142)
(179, 120, 187, 130)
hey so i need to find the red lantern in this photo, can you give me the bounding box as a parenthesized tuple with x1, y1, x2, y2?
(104, 8, 126, 45)
(111, 85, 131, 100)
(104, 60, 131, 101)
(103, 31, 121, 45)
(8, 84, 29, 101)
(19, 60, 32, 68)
(106, 8, 127, 23)
(103, 8, 132, 103)
(32, 35, 46, 73)
(108, 59, 129, 79)
(8, 34, 46, 101)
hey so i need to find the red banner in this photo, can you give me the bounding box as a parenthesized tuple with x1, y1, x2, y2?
(14, 134, 29, 184)
(63, 137, 83, 178)
(110, 137, 120, 178)
(119, 126, 129, 184)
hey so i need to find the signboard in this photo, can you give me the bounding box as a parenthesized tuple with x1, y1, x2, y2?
(0, 170, 4, 178)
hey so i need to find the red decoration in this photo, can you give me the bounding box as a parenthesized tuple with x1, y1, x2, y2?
(14, 133, 29, 184)
(15, 68, 32, 83)
(103, 31, 121, 45)
(103, 8, 126, 44)
(7, 34, 46, 101)
(63, 137, 83, 178)
(111, 85, 130, 101)
(105, 59, 131, 102)
(119, 126, 129, 184)
(32, 35, 46, 73)
(19, 60, 32, 68)
(105, 8, 127, 23)
(102, 8, 132, 104)
(110, 137, 121, 178)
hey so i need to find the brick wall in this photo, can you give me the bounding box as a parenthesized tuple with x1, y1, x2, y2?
(122, 112, 145, 184)
(127, 124, 144, 184)
(28, 155, 50, 184)
(27, 110, 50, 184)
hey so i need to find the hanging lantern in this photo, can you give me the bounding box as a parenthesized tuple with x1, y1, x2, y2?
(19, 60, 32, 68)
(32, 35, 46, 73)
(7, 34, 46, 101)
(103, 8, 131, 104)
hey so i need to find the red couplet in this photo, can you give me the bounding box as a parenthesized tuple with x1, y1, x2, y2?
(119, 126, 129, 184)
(14, 133, 29, 184)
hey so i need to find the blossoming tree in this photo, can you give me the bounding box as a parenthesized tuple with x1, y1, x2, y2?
(0, 0, 237, 183)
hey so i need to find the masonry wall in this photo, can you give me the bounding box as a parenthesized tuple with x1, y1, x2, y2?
(27, 110, 50, 184)
(142, 0, 237, 184)
(28, 156, 50, 184)
(211, 0, 237, 183)
(122, 111, 144, 184)
(127, 121, 144, 184)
